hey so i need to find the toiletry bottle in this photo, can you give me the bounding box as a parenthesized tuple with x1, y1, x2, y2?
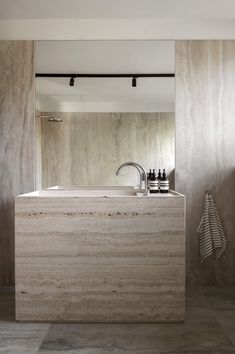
(149, 169, 159, 194)
(160, 169, 169, 193)
(157, 169, 161, 192)
(157, 169, 161, 180)
(147, 169, 152, 190)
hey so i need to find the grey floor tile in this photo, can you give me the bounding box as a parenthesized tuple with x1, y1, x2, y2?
(38, 292, 234, 353)
(0, 323, 50, 354)
(0, 291, 50, 353)
(38, 314, 235, 353)
(1, 289, 235, 354)
(214, 308, 235, 347)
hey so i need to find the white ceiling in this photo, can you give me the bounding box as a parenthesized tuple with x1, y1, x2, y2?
(36, 40, 175, 112)
(1, 0, 235, 19)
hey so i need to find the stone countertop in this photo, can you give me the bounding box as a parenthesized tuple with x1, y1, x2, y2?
(16, 189, 184, 198)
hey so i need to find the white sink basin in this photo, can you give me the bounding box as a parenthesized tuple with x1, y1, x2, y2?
(48, 185, 136, 190)
(40, 188, 138, 197)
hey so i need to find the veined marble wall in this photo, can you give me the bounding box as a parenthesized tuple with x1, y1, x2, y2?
(176, 41, 235, 287)
(0, 41, 35, 287)
(39, 112, 175, 189)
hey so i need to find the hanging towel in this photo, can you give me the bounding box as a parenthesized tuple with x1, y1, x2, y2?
(197, 192, 227, 262)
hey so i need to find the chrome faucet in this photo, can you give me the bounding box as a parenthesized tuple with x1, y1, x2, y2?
(116, 162, 148, 196)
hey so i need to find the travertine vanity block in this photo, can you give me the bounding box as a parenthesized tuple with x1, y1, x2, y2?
(15, 191, 185, 322)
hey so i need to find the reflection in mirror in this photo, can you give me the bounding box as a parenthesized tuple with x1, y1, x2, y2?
(35, 41, 175, 189)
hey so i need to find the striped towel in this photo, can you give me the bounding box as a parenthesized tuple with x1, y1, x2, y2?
(197, 192, 227, 262)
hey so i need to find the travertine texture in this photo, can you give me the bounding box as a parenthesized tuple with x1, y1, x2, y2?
(35, 113, 42, 190)
(39, 112, 175, 189)
(175, 41, 235, 287)
(15, 192, 185, 322)
(0, 41, 35, 287)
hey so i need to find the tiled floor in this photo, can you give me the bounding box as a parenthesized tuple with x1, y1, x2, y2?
(0, 288, 235, 353)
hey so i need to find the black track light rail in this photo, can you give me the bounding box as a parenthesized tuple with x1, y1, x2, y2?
(36, 73, 175, 78)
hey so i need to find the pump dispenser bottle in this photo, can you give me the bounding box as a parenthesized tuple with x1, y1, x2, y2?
(160, 169, 169, 193)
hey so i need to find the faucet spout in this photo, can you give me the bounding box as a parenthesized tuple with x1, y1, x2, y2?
(116, 162, 148, 196)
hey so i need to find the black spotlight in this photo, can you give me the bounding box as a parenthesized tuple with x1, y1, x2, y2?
(132, 77, 137, 87)
(69, 76, 75, 86)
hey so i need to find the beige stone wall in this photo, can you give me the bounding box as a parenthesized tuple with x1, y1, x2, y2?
(0, 41, 35, 286)
(176, 40, 235, 287)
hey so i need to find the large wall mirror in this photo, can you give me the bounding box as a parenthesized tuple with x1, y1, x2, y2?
(35, 41, 175, 189)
